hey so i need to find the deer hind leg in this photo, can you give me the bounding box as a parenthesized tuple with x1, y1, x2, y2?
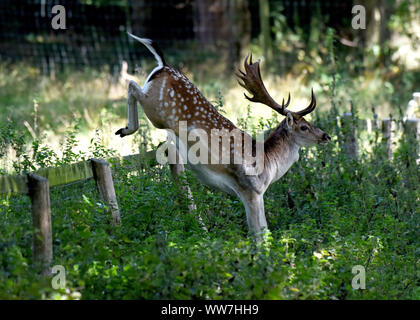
(167, 143, 196, 212)
(115, 80, 143, 137)
(166, 142, 208, 232)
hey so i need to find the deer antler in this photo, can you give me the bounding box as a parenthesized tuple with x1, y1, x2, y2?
(294, 88, 316, 117)
(236, 55, 316, 118)
(236, 54, 291, 116)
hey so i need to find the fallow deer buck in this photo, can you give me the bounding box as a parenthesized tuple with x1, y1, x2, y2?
(116, 33, 331, 237)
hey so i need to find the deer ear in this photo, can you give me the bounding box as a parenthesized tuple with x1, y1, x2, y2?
(285, 112, 294, 130)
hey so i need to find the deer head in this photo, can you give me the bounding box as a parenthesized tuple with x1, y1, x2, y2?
(237, 55, 331, 147)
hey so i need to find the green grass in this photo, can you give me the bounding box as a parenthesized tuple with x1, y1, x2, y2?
(0, 112, 418, 299)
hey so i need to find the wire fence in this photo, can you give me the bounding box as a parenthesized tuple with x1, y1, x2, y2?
(0, 0, 352, 74)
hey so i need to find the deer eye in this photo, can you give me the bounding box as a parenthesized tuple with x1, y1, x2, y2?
(300, 125, 308, 131)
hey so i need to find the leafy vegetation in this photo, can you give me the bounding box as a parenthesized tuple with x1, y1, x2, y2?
(0, 102, 418, 299)
(0, 2, 419, 300)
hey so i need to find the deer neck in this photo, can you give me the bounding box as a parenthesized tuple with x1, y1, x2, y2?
(261, 121, 300, 188)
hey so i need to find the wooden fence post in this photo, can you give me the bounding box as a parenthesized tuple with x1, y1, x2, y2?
(371, 107, 379, 131)
(404, 118, 420, 160)
(27, 174, 52, 275)
(382, 118, 396, 160)
(91, 159, 121, 226)
(341, 113, 358, 160)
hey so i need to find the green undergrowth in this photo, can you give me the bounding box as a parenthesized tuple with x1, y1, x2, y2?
(0, 110, 418, 300)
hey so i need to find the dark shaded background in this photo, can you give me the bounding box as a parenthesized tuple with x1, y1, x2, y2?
(0, 0, 353, 74)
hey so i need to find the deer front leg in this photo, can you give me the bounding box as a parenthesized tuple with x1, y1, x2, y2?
(115, 80, 142, 137)
(241, 192, 268, 239)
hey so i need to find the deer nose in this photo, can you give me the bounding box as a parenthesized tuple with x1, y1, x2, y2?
(323, 133, 331, 141)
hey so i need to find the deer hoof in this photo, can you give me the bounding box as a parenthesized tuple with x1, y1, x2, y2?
(115, 127, 127, 137)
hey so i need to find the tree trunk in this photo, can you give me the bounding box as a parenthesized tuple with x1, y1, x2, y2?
(259, 0, 272, 62)
(128, 0, 149, 36)
(227, 0, 251, 73)
(193, 0, 251, 72)
(193, 1, 217, 46)
(360, 0, 394, 63)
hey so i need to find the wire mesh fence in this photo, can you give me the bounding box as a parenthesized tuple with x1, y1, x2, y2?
(0, 0, 352, 74)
